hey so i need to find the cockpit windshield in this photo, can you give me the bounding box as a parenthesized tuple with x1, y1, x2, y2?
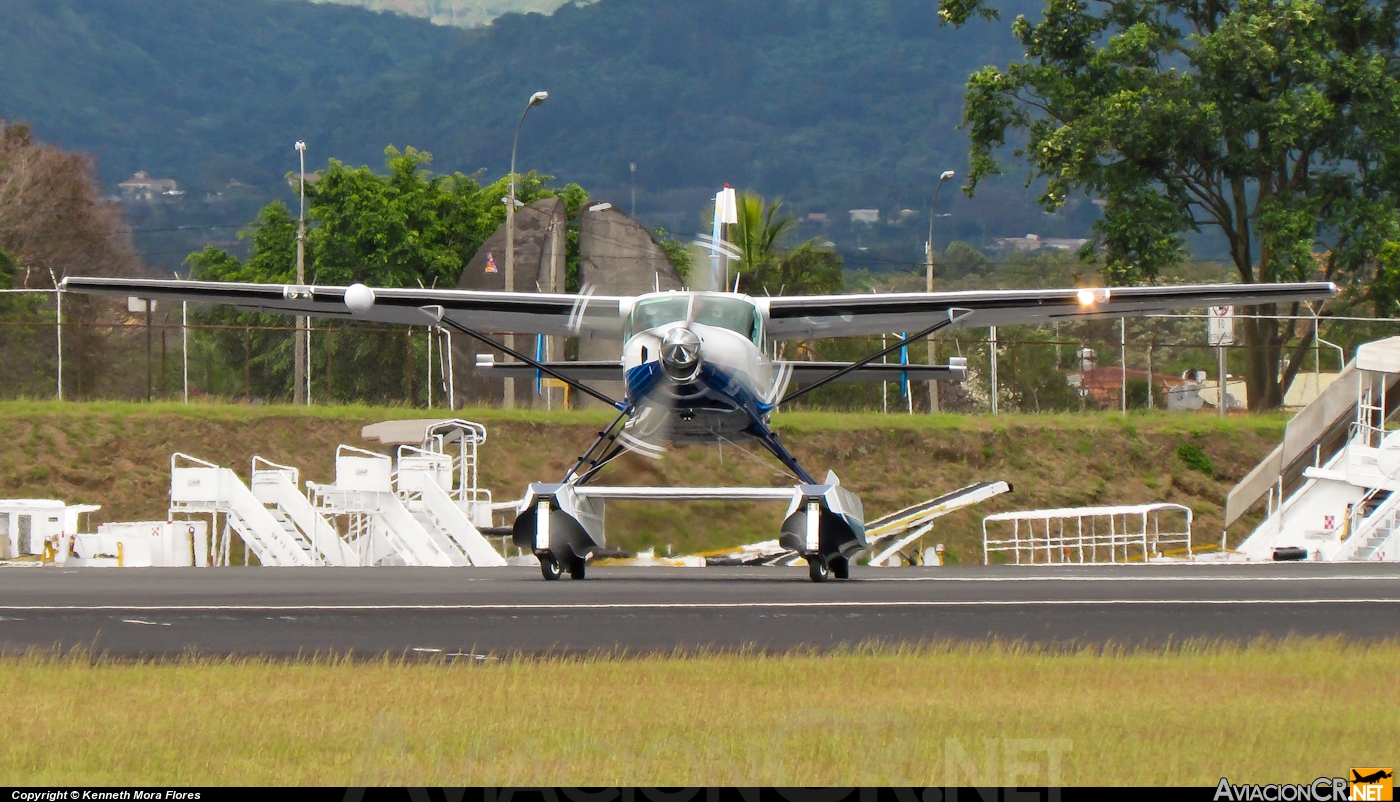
(630, 296, 690, 333)
(694, 296, 761, 343)
(626, 294, 763, 344)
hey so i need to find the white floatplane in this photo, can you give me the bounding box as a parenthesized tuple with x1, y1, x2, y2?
(63, 275, 1334, 581)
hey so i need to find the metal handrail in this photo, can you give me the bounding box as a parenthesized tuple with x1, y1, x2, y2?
(251, 455, 299, 487)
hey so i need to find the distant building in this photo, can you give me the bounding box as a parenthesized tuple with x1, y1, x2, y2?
(993, 233, 1089, 252)
(806, 213, 829, 224)
(118, 171, 179, 201)
(1066, 366, 1191, 409)
(849, 209, 879, 224)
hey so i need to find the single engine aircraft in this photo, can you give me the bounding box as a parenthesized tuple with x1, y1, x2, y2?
(1352, 770, 1393, 784)
(63, 275, 1335, 581)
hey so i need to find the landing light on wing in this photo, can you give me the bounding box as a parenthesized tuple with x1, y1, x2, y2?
(1077, 287, 1110, 306)
(345, 283, 376, 312)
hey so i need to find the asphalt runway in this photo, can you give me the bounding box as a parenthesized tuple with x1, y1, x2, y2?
(1, 563, 1398, 656)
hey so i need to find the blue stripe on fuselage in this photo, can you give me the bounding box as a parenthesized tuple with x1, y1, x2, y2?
(625, 359, 774, 434)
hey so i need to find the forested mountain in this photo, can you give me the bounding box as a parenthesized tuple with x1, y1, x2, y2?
(0, 0, 454, 191)
(287, 0, 569, 28)
(0, 0, 1095, 272)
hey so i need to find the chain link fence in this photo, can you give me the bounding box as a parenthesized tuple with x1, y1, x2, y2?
(3, 290, 1395, 413)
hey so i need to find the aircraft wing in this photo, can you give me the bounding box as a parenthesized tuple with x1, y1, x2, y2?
(60, 277, 626, 338)
(758, 282, 1336, 340)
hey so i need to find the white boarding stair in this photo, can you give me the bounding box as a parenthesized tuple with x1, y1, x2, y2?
(865, 481, 1013, 566)
(250, 457, 358, 566)
(313, 445, 464, 567)
(1336, 483, 1400, 561)
(395, 446, 506, 567)
(169, 453, 315, 567)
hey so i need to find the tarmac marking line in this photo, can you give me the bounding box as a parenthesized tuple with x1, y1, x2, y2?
(1, 598, 1399, 612)
(863, 575, 1400, 583)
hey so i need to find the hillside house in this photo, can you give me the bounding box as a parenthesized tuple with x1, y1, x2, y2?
(118, 171, 179, 201)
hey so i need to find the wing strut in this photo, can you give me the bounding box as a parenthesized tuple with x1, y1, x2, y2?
(431, 314, 626, 410)
(777, 308, 973, 407)
(564, 404, 635, 485)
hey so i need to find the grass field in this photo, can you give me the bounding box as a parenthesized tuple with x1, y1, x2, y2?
(0, 640, 1392, 785)
(0, 401, 1286, 557)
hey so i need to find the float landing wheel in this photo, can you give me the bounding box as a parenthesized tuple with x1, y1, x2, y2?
(808, 555, 830, 582)
(539, 553, 562, 581)
(830, 555, 850, 580)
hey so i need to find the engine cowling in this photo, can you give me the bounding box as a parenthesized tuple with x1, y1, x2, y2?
(660, 327, 701, 382)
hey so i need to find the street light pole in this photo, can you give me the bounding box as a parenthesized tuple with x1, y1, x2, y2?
(505, 90, 548, 410)
(294, 140, 307, 406)
(927, 169, 955, 413)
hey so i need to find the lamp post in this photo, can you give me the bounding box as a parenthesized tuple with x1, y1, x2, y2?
(505, 91, 547, 410)
(506, 91, 549, 285)
(927, 169, 955, 413)
(294, 140, 308, 406)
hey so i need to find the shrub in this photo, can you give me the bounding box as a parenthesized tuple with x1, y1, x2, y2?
(1176, 442, 1214, 476)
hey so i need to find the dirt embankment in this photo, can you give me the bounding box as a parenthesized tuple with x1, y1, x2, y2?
(0, 404, 1283, 562)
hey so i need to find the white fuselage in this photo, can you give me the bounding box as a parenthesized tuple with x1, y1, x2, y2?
(618, 291, 777, 443)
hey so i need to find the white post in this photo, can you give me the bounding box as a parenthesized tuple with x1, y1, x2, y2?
(182, 300, 189, 404)
(1313, 311, 1321, 396)
(294, 140, 308, 407)
(905, 334, 913, 415)
(1146, 335, 1154, 411)
(1218, 344, 1228, 419)
(444, 328, 455, 411)
(1120, 317, 1127, 416)
(54, 285, 63, 401)
(426, 326, 433, 409)
(881, 333, 888, 415)
(989, 326, 998, 415)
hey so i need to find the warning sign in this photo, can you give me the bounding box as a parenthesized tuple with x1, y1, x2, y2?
(1209, 306, 1235, 347)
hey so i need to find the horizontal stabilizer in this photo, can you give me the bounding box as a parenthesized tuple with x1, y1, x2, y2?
(475, 355, 620, 381)
(475, 358, 968, 384)
(782, 360, 968, 383)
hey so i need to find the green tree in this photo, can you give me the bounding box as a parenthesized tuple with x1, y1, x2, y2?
(185, 205, 305, 401)
(182, 145, 595, 403)
(938, 240, 993, 281)
(1368, 241, 1400, 317)
(730, 192, 843, 296)
(743, 241, 844, 296)
(941, 0, 1400, 410)
(309, 146, 549, 287)
(1001, 331, 1082, 412)
(653, 229, 694, 283)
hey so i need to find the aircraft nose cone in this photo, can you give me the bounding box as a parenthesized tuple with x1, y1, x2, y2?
(660, 327, 701, 381)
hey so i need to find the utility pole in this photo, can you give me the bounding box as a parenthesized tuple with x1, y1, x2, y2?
(506, 90, 548, 410)
(294, 140, 307, 406)
(630, 162, 637, 218)
(926, 170, 955, 413)
(145, 300, 152, 402)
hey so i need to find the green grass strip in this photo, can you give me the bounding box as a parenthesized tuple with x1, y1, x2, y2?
(0, 639, 1391, 785)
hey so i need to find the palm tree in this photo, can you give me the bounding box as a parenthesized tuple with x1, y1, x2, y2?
(732, 192, 795, 275)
